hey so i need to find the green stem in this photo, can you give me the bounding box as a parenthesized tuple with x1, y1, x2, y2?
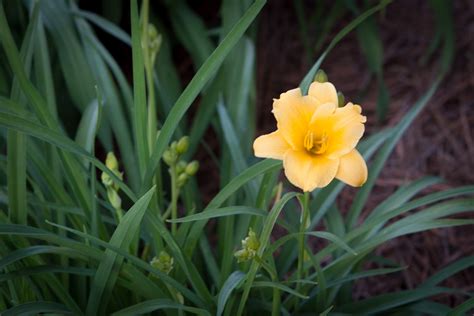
(269, 259, 280, 316)
(141, 0, 163, 213)
(170, 164, 179, 235)
(296, 192, 310, 305)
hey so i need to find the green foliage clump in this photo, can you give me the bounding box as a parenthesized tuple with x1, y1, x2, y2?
(0, 0, 471, 315)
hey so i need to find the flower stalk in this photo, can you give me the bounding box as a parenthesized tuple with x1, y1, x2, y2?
(296, 192, 310, 300)
(162, 136, 198, 235)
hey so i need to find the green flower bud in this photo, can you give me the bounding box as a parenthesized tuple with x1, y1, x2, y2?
(176, 161, 187, 174)
(147, 24, 162, 64)
(176, 136, 190, 155)
(185, 161, 199, 176)
(107, 188, 122, 210)
(337, 91, 345, 107)
(101, 152, 123, 189)
(170, 141, 178, 152)
(234, 228, 260, 263)
(163, 149, 177, 166)
(242, 228, 260, 252)
(176, 173, 188, 187)
(314, 69, 328, 83)
(234, 249, 252, 263)
(105, 152, 119, 170)
(150, 251, 174, 274)
(101, 172, 113, 187)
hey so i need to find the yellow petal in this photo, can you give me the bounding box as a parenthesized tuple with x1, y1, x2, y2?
(335, 149, 367, 187)
(253, 130, 290, 160)
(272, 88, 317, 150)
(283, 150, 339, 191)
(325, 103, 366, 159)
(310, 102, 336, 121)
(308, 82, 338, 106)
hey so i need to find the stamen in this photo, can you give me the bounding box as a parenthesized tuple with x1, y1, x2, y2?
(304, 131, 314, 152)
(304, 131, 328, 155)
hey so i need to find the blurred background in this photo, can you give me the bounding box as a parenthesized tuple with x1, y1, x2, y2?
(3, 0, 473, 306)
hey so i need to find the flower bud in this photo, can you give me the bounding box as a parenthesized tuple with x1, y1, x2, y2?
(101, 152, 122, 189)
(163, 149, 177, 166)
(107, 188, 122, 210)
(176, 136, 189, 155)
(147, 24, 162, 66)
(177, 173, 188, 187)
(314, 69, 328, 83)
(105, 152, 119, 170)
(337, 91, 345, 107)
(185, 161, 199, 176)
(150, 27, 162, 53)
(101, 172, 113, 187)
(170, 141, 178, 152)
(234, 228, 260, 263)
(176, 161, 187, 174)
(234, 249, 252, 263)
(150, 251, 174, 274)
(242, 228, 260, 252)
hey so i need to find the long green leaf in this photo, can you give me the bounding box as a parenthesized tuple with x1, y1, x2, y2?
(85, 186, 155, 315)
(346, 76, 443, 228)
(0, 245, 87, 270)
(71, 9, 131, 45)
(111, 299, 210, 316)
(422, 256, 474, 288)
(237, 192, 298, 315)
(2, 301, 72, 316)
(448, 297, 474, 316)
(217, 271, 246, 316)
(41, 222, 204, 307)
(142, 0, 267, 190)
(336, 287, 457, 314)
(299, 0, 392, 94)
(0, 110, 136, 201)
(184, 159, 281, 257)
(6, 1, 40, 226)
(168, 206, 266, 223)
(252, 281, 308, 299)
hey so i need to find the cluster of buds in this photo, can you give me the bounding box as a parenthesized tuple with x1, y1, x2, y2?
(142, 23, 162, 68)
(163, 136, 199, 188)
(234, 228, 260, 263)
(150, 250, 174, 275)
(313, 69, 345, 107)
(101, 152, 123, 215)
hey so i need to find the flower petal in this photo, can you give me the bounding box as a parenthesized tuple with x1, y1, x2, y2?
(253, 130, 290, 160)
(335, 149, 367, 187)
(308, 82, 338, 106)
(272, 88, 318, 150)
(283, 150, 339, 191)
(310, 102, 337, 122)
(325, 103, 366, 159)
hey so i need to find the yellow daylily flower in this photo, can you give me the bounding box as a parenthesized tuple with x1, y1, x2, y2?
(253, 81, 368, 192)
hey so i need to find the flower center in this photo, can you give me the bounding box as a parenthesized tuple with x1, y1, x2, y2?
(304, 131, 328, 155)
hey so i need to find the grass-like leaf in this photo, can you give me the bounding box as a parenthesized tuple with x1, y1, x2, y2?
(142, 0, 266, 190)
(85, 186, 155, 315)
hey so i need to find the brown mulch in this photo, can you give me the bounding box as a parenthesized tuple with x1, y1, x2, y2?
(257, 0, 474, 306)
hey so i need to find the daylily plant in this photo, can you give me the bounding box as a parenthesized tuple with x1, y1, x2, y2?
(254, 81, 367, 191)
